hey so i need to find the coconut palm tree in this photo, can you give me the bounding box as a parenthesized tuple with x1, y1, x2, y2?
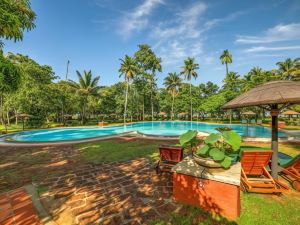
(119, 55, 138, 123)
(223, 71, 240, 92)
(70, 70, 100, 124)
(164, 73, 182, 120)
(276, 58, 300, 80)
(180, 57, 199, 121)
(220, 50, 233, 76)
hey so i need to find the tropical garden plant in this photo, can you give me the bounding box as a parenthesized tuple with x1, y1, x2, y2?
(164, 72, 182, 120)
(196, 130, 242, 169)
(119, 55, 138, 123)
(179, 130, 199, 155)
(181, 57, 199, 121)
(220, 49, 233, 76)
(69, 70, 100, 124)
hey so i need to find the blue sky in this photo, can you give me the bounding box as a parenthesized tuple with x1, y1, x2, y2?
(4, 0, 300, 87)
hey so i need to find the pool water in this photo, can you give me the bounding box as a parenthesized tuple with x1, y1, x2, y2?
(8, 121, 287, 142)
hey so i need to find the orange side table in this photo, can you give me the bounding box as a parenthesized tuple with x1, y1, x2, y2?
(171, 156, 241, 220)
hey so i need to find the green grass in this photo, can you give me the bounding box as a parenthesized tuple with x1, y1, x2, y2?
(76, 139, 177, 163)
(237, 192, 300, 225)
(151, 192, 300, 225)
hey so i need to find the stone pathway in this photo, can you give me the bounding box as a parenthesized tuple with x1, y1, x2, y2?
(0, 188, 42, 225)
(39, 158, 180, 225)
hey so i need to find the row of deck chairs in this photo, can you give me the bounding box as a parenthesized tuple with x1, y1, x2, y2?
(156, 146, 300, 193)
(241, 119, 262, 125)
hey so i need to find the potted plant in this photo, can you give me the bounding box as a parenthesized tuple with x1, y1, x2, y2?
(179, 130, 200, 155)
(193, 130, 241, 169)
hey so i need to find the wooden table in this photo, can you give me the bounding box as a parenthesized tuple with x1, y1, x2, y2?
(171, 156, 241, 220)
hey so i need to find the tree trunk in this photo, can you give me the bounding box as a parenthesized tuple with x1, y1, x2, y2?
(124, 80, 129, 124)
(189, 80, 192, 121)
(226, 62, 229, 76)
(171, 92, 175, 120)
(142, 95, 145, 121)
(6, 110, 10, 126)
(0, 93, 7, 133)
(151, 91, 154, 121)
(271, 104, 279, 179)
(14, 108, 18, 125)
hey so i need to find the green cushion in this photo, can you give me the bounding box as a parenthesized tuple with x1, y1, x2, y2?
(280, 154, 300, 168)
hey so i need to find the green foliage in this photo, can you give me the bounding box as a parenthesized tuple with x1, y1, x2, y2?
(223, 131, 242, 151)
(196, 144, 209, 156)
(204, 133, 221, 144)
(209, 148, 225, 161)
(179, 130, 197, 147)
(0, 0, 36, 47)
(0, 52, 21, 92)
(196, 130, 242, 169)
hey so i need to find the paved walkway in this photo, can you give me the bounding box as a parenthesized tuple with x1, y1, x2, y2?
(39, 158, 180, 225)
(0, 188, 42, 225)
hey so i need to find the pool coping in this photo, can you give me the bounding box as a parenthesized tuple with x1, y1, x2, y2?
(0, 131, 136, 146)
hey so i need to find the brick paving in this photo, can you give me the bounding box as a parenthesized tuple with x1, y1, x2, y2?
(39, 158, 180, 225)
(0, 188, 42, 225)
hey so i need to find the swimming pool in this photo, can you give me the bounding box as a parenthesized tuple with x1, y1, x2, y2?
(6, 121, 287, 143)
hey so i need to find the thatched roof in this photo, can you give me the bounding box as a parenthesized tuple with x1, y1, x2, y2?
(158, 112, 166, 116)
(281, 110, 300, 115)
(241, 111, 256, 115)
(223, 81, 300, 109)
(178, 112, 187, 116)
(18, 113, 32, 118)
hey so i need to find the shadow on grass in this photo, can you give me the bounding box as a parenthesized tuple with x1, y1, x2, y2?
(151, 204, 237, 225)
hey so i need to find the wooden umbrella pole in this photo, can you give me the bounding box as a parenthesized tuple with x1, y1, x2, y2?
(271, 104, 279, 179)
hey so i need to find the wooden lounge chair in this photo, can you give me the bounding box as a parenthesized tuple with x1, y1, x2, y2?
(256, 119, 262, 125)
(241, 150, 289, 193)
(156, 145, 183, 174)
(279, 154, 300, 191)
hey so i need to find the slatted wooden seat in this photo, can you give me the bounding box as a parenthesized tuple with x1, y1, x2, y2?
(156, 145, 183, 174)
(280, 154, 300, 191)
(241, 150, 289, 193)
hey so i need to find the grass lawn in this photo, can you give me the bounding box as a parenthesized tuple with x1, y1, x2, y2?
(76, 139, 178, 163)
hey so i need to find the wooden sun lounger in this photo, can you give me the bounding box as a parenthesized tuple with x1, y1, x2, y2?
(241, 150, 289, 193)
(279, 154, 300, 191)
(156, 145, 183, 174)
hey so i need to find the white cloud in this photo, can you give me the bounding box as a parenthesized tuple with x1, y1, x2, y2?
(236, 23, 300, 44)
(150, 3, 245, 69)
(152, 2, 206, 41)
(118, 0, 164, 38)
(244, 45, 300, 53)
(202, 11, 246, 32)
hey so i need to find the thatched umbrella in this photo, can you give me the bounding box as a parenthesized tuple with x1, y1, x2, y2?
(281, 110, 300, 121)
(158, 112, 167, 117)
(178, 112, 187, 118)
(223, 81, 300, 179)
(18, 113, 32, 131)
(241, 111, 256, 116)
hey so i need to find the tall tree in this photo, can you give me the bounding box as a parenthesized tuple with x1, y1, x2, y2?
(0, 51, 21, 132)
(220, 50, 233, 76)
(134, 44, 162, 120)
(70, 70, 100, 124)
(0, 0, 36, 48)
(276, 58, 300, 80)
(119, 55, 138, 123)
(180, 57, 199, 121)
(164, 73, 182, 120)
(222, 71, 240, 93)
(199, 82, 219, 98)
